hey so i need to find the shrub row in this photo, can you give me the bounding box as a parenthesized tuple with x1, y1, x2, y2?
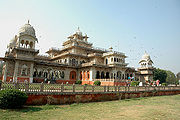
(0, 89, 28, 109)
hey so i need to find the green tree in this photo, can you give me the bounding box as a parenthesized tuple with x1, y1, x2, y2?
(153, 68, 167, 83)
(165, 70, 178, 84)
(0, 62, 4, 75)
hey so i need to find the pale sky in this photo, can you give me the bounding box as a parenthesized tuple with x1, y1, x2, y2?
(0, 0, 180, 74)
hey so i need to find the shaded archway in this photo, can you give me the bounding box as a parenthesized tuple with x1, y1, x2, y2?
(106, 72, 110, 79)
(96, 71, 100, 79)
(87, 71, 90, 80)
(106, 59, 108, 65)
(69, 71, 76, 80)
(101, 71, 105, 79)
(117, 71, 122, 79)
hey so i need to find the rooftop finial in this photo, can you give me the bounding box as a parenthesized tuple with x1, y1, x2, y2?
(28, 20, 30, 24)
(78, 26, 80, 31)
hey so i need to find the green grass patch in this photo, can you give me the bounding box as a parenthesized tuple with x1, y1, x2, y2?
(0, 95, 180, 120)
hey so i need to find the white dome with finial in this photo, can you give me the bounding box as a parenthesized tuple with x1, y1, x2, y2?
(18, 20, 36, 37)
(139, 51, 153, 68)
(142, 51, 150, 60)
(76, 27, 82, 36)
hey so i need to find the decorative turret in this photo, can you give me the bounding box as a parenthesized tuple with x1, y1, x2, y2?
(17, 20, 38, 49)
(139, 51, 153, 68)
(7, 35, 18, 52)
(6, 21, 39, 58)
(138, 51, 154, 84)
(67, 27, 89, 41)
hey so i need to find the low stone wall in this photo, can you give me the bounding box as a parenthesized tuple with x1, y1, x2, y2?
(33, 78, 76, 84)
(82, 81, 129, 86)
(26, 90, 180, 105)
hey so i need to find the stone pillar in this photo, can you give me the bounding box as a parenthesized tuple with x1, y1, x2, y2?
(29, 63, 34, 83)
(2, 62, 8, 82)
(13, 61, 19, 82)
(90, 67, 95, 81)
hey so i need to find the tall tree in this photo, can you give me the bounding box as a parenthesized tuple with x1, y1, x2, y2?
(165, 70, 178, 84)
(0, 61, 4, 74)
(153, 68, 167, 83)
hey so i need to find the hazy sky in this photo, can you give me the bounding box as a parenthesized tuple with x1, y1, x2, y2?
(0, 0, 179, 73)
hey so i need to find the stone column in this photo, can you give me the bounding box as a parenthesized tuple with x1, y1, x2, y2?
(2, 62, 8, 82)
(29, 63, 34, 83)
(13, 61, 19, 82)
(90, 67, 96, 81)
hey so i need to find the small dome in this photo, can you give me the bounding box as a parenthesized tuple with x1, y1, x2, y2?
(76, 27, 82, 36)
(9, 35, 18, 46)
(18, 21, 36, 37)
(142, 52, 150, 60)
(139, 51, 153, 64)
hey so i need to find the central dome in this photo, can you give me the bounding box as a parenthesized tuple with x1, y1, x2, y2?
(18, 21, 36, 37)
(76, 27, 82, 36)
(142, 52, 150, 60)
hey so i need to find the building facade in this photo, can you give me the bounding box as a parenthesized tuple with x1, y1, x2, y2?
(1, 22, 154, 86)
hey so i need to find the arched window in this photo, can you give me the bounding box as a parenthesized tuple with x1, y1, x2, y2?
(33, 69, 38, 77)
(30, 42, 33, 48)
(111, 73, 113, 79)
(64, 59, 67, 63)
(25, 41, 29, 48)
(44, 72, 48, 78)
(114, 73, 116, 79)
(21, 40, 24, 47)
(69, 71, 76, 80)
(61, 71, 65, 79)
(21, 64, 28, 76)
(87, 71, 90, 80)
(117, 71, 122, 79)
(72, 58, 76, 66)
(106, 59, 108, 64)
(96, 71, 100, 79)
(38, 71, 43, 77)
(106, 72, 110, 79)
(101, 71, 105, 79)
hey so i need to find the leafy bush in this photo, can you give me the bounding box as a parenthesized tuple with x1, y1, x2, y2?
(75, 80, 82, 84)
(94, 81, 101, 86)
(162, 83, 167, 86)
(131, 81, 140, 86)
(0, 89, 28, 109)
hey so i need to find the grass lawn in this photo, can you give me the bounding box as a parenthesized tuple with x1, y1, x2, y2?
(0, 95, 180, 120)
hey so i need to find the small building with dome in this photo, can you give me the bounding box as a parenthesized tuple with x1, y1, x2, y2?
(137, 52, 154, 85)
(0, 21, 154, 86)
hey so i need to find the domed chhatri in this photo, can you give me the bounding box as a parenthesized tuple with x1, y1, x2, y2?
(139, 51, 153, 65)
(142, 51, 150, 60)
(18, 20, 36, 38)
(138, 51, 154, 85)
(76, 27, 82, 36)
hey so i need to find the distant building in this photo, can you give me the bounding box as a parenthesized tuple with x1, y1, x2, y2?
(0, 21, 154, 86)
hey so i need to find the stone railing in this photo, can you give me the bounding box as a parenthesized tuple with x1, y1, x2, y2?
(0, 82, 180, 94)
(88, 53, 103, 57)
(92, 79, 130, 82)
